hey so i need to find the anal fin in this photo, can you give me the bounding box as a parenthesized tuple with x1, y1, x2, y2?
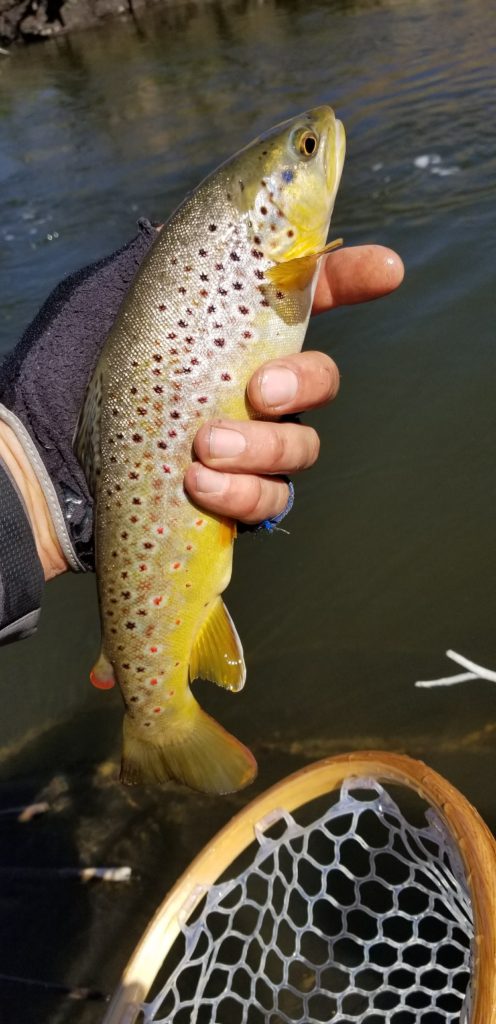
(190, 598, 246, 692)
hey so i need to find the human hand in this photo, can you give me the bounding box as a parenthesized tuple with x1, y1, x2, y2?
(184, 245, 404, 523)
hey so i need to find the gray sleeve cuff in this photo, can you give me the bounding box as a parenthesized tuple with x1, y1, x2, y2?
(0, 460, 44, 645)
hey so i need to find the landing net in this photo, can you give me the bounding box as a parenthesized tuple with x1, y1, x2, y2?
(148, 780, 473, 1022)
(103, 754, 496, 1024)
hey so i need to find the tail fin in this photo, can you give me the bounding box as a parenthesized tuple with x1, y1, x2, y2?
(120, 704, 257, 794)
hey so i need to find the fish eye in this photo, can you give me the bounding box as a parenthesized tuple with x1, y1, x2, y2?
(297, 130, 319, 158)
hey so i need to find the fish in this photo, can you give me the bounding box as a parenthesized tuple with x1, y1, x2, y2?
(75, 105, 345, 794)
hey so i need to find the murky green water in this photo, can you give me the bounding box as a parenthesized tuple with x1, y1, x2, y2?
(0, 0, 494, 1018)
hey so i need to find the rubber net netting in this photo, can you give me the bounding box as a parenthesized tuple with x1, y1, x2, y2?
(143, 777, 474, 1023)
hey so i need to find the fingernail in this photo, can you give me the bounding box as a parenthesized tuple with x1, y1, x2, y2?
(210, 427, 246, 458)
(260, 367, 298, 408)
(195, 466, 226, 494)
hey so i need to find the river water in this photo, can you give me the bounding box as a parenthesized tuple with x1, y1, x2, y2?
(0, 0, 494, 1019)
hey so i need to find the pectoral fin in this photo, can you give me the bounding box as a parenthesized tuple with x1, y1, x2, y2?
(190, 598, 246, 692)
(267, 237, 343, 291)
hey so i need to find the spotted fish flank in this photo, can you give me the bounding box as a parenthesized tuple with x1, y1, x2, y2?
(75, 106, 345, 794)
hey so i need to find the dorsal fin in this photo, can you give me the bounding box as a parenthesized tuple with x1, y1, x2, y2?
(74, 370, 103, 496)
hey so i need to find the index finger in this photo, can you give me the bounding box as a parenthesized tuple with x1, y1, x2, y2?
(312, 244, 404, 315)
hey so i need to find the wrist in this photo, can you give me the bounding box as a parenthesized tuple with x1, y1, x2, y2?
(0, 420, 68, 581)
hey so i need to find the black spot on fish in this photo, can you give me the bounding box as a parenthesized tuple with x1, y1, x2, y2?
(209, 224, 217, 232)
(230, 252, 240, 262)
(199, 248, 207, 257)
(233, 281, 243, 290)
(132, 433, 142, 443)
(214, 338, 225, 347)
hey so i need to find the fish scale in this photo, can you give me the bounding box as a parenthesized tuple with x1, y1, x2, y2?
(75, 106, 345, 793)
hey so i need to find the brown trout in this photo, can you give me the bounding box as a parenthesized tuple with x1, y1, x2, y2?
(75, 106, 345, 793)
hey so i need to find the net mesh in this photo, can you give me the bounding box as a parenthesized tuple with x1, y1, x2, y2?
(143, 777, 474, 1023)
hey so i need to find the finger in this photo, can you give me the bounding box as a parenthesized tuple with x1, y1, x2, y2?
(246, 350, 339, 415)
(184, 464, 289, 524)
(312, 244, 404, 314)
(193, 419, 320, 474)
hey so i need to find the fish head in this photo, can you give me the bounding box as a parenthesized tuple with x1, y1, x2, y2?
(232, 105, 345, 264)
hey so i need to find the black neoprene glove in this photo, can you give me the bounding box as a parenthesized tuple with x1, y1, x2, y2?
(0, 219, 157, 642)
(0, 218, 158, 575)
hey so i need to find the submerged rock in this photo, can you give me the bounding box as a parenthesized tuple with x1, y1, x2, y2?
(0, 0, 163, 47)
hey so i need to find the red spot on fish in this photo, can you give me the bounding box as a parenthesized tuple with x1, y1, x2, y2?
(175, 619, 181, 626)
(162, 465, 171, 473)
(157, 527, 164, 535)
(130, 516, 138, 524)
(150, 679, 158, 686)
(153, 707, 162, 713)
(168, 690, 175, 698)
(139, 564, 147, 572)
(153, 368, 162, 376)
(172, 562, 181, 570)
(239, 305, 249, 315)
(186, 544, 192, 551)
(169, 429, 177, 437)
(243, 331, 252, 339)
(197, 396, 208, 404)
(153, 596, 162, 605)
(195, 518, 204, 526)
(222, 373, 231, 381)
(150, 646, 158, 653)
(214, 338, 225, 347)
(191, 358, 199, 366)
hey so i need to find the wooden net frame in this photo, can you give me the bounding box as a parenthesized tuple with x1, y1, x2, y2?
(102, 751, 496, 1024)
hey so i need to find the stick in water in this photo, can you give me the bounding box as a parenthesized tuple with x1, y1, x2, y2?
(416, 649, 496, 688)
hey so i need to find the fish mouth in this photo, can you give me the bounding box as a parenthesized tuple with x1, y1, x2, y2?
(326, 115, 346, 203)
